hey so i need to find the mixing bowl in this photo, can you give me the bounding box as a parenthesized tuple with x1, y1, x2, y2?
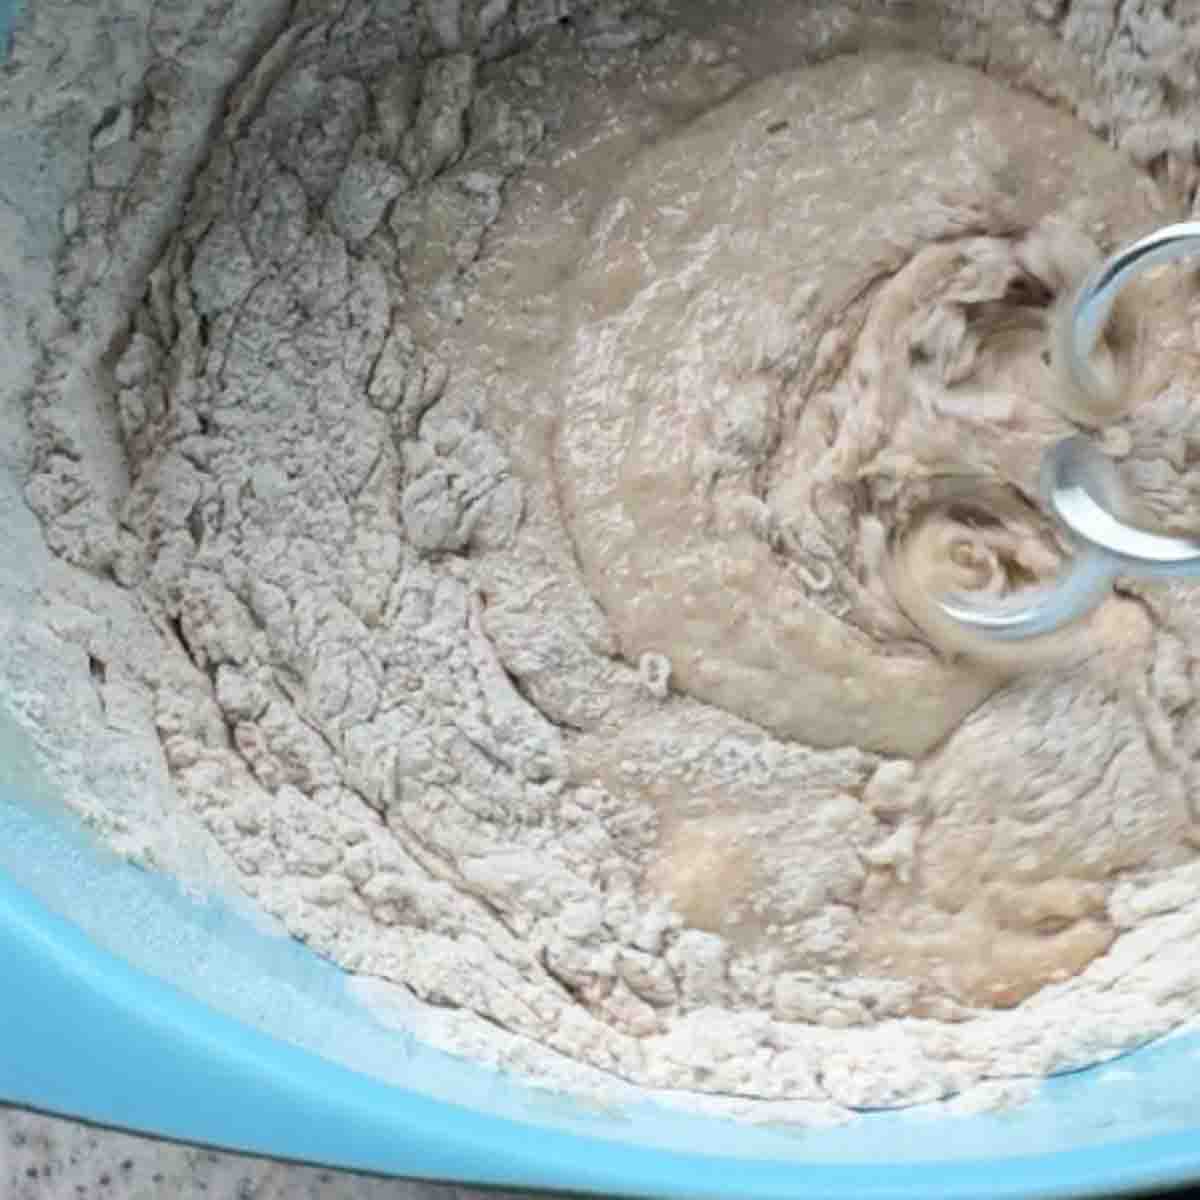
(5, 1, 1200, 1195)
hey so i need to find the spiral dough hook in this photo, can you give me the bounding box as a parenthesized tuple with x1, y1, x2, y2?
(932, 221, 1200, 641)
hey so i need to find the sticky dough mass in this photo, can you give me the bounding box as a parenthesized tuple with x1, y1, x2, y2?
(60, 14, 1200, 1104)
(555, 50, 1163, 758)
(538, 50, 1199, 1010)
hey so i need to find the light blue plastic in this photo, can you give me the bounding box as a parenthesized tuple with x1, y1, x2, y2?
(6, 1, 1200, 1194)
(7, 743, 1200, 1200)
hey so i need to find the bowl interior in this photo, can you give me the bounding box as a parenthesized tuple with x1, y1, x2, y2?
(5, 0, 1200, 1195)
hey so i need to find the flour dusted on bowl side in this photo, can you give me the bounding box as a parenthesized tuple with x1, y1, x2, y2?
(5, 0, 1200, 1123)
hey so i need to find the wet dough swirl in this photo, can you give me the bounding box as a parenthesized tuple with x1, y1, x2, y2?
(555, 51, 1160, 755)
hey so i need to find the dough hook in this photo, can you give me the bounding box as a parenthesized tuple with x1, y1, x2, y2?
(934, 222, 1200, 641)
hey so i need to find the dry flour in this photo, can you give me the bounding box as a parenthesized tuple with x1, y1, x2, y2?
(5, 0, 1200, 1126)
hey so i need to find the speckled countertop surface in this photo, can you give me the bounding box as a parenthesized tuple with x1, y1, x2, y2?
(2, 1107, 541, 1200)
(10, 1104, 1200, 1200)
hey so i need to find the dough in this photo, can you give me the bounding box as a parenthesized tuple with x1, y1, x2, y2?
(465, 45, 1196, 1009)
(553, 51, 1164, 756)
(10, 0, 1200, 1123)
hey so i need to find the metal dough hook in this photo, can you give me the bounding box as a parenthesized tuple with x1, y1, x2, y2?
(934, 222, 1200, 641)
